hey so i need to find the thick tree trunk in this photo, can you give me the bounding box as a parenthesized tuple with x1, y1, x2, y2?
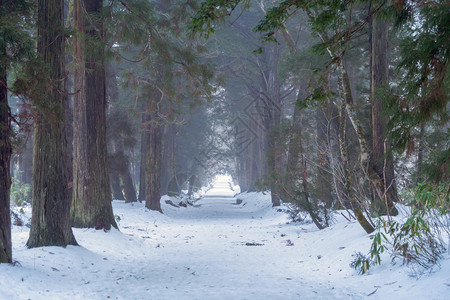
(0, 54, 12, 263)
(27, 0, 77, 247)
(71, 0, 117, 230)
(144, 109, 163, 212)
(371, 15, 399, 215)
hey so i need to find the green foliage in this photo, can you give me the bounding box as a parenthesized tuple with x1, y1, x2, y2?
(350, 252, 372, 275)
(189, 0, 249, 37)
(386, 2, 449, 176)
(357, 182, 449, 276)
(10, 176, 31, 207)
(107, 0, 216, 115)
(369, 231, 386, 266)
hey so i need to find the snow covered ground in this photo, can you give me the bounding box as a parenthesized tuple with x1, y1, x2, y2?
(1, 175, 449, 299)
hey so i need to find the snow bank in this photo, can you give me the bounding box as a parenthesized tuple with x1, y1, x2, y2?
(2, 182, 449, 299)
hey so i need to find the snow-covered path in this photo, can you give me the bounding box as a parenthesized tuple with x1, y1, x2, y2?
(2, 176, 449, 299)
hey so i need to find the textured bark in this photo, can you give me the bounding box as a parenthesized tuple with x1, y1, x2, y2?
(27, 0, 77, 248)
(0, 49, 12, 262)
(71, 0, 117, 230)
(144, 108, 163, 213)
(371, 15, 399, 215)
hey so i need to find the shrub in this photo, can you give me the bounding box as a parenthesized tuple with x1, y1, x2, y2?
(355, 183, 449, 277)
(10, 177, 32, 207)
(350, 252, 372, 275)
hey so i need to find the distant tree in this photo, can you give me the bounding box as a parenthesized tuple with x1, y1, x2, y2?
(27, 0, 77, 247)
(107, 108, 138, 203)
(110, 0, 215, 212)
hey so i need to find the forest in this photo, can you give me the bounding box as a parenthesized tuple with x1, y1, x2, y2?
(0, 0, 449, 299)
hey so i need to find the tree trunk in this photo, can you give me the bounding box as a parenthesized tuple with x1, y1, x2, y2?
(138, 112, 149, 202)
(370, 14, 399, 215)
(417, 123, 425, 184)
(71, 0, 117, 230)
(337, 91, 374, 234)
(17, 130, 33, 185)
(0, 47, 12, 262)
(144, 108, 163, 212)
(337, 59, 398, 217)
(285, 101, 325, 230)
(326, 99, 351, 210)
(110, 173, 125, 200)
(27, 0, 77, 247)
(161, 124, 176, 195)
(121, 170, 137, 203)
(267, 45, 282, 207)
(316, 104, 334, 208)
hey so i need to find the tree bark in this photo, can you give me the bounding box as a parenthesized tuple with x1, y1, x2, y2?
(71, 0, 117, 230)
(27, 0, 77, 247)
(0, 44, 12, 262)
(144, 106, 163, 212)
(370, 14, 399, 215)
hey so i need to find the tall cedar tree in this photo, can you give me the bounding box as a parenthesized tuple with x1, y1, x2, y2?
(370, 12, 399, 215)
(71, 0, 117, 229)
(144, 90, 163, 212)
(0, 48, 11, 263)
(27, 0, 77, 247)
(0, 0, 12, 261)
(1, 0, 35, 260)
